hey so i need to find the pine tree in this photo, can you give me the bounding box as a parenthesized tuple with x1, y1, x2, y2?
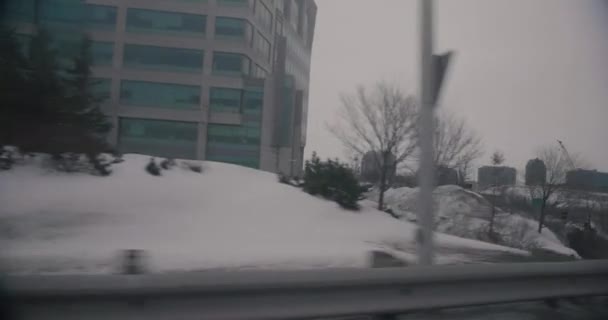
(63, 35, 111, 137)
(57, 35, 113, 172)
(20, 28, 66, 153)
(0, 26, 28, 146)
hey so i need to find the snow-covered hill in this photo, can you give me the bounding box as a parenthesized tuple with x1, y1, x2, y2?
(0, 154, 530, 274)
(382, 186, 579, 257)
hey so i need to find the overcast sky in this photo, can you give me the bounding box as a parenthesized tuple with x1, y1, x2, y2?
(306, 0, 608, 175)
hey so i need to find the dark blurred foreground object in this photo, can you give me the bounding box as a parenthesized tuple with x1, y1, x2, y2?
(1, 279, 17, 320)
(121, 249, 147, 275)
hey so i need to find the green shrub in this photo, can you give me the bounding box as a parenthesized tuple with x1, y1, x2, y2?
(302, 152, 362, 210)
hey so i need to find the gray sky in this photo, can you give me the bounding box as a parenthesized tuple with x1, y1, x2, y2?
(306, 0, 608, 174)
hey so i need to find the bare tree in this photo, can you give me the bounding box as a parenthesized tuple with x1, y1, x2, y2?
(329, 82, 418, 210)
(529, 146, 579, 233)
(431, 111, 483, 183)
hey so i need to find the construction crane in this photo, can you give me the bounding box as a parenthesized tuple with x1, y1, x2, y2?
(557, 139, 577, 171)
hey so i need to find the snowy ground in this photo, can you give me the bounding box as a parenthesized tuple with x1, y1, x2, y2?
(381, 186, 579, 257)
(0, 154, 530, 274)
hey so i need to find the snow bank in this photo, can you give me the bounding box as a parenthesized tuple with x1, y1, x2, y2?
(382, 185, 578, 257)
(0, 155, 530, 274)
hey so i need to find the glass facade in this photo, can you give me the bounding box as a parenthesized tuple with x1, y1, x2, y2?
(4, 0, 35, 23)
(209, 87, 242, 113)
(92, 41, 114, 66)
(123, 44, 203, 73)
(85, 4, 117, 30)
(120, 80, 200, 110)
(126, 8, 206, 36)
(119, 118, 198, 159)
(206, 125, 261, 168)
(206, 85, 263, 168)
(212, 52, 250, 76)
(217, 0, 249, 6)
(242, 85, 264, 118)
(38, 0, 85, 26)
(214, 17, 252, 42)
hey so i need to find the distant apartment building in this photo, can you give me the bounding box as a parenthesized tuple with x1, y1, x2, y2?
(566, 169, 608, 193)
(360, 151, 396, 184)
(525, 158, 546, 186)
(477, 166, 516, 190)
(436, 165, 459, 186)
(2, 0, 317, 176)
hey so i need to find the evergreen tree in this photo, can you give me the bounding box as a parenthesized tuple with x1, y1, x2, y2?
(0, 26, 29, 146)
(61, 35, 112, 156)
(20, 28, 66, 153)
(303, 152, 363, 210)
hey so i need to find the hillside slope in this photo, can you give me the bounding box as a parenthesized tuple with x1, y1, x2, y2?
(0, 154, 529, 274)
(383, 186, 579, 257)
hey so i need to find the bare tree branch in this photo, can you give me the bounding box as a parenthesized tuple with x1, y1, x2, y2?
(328, 82, 417, 210)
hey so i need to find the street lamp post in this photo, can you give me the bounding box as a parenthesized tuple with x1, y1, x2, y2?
(417, 0, 436, 266)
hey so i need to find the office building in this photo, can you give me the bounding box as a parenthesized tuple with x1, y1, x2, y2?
(567, 169, 608, 193)
(3, 0, 317, 175)
(525, 158, 546, 186)
(477, 166, 516, 190)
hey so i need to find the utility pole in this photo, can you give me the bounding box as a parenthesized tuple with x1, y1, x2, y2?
(417, 0, 436, 265)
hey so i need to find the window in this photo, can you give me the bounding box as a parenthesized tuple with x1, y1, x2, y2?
(243, 86, 264, 115)
(210, 87, 242, 113)
(254, 1, 273, 33)
(38, 0, 85, 25)
(4, 0, 35, 23)
(120, 80, 200, 110)
(86, 5, 117, 30)
(218, 0, 249, 6)
(212, 52, 250, 76)
(92, 41, 114, 66)
(119, 118, 198, 159)
(126, 8, 206, 36)
(123, 44, 203, 73)
(93, 78, 112, 103)
(206, 124, 260, 168)
(214, 17, 252, 42)
(253, 32, 271, 61)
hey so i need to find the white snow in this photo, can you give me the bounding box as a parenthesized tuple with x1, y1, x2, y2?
(382, 185, 579, 257)
(0, 154, 529, 274)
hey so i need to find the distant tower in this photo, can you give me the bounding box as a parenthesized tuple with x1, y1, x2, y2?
(525, 158, 546, 186)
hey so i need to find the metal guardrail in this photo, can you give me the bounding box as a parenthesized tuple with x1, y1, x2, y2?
(4, 260, 608, 320)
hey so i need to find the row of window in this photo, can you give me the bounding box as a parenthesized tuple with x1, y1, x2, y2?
(118, 118, 198, 160)
(88, 5, 267, 48)
(117, 118, 261, 168)
(95, 79, 264, 114)
(78, 40, 267, 77)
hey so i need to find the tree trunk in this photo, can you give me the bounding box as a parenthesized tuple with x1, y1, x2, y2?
(489, 200, 496, 235)
(377, 152, 389, 211)
(377, 164, 387, 211)
(537, 200, 546, 233)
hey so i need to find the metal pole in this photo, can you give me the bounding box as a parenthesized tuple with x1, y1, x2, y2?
(417, 0, 435, 265)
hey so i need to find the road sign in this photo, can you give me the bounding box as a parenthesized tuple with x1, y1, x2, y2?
(431, 51, 454, 106)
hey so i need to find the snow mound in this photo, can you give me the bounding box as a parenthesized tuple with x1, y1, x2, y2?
(0, 155, 531, 274)
(383, 185, 578, 257)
